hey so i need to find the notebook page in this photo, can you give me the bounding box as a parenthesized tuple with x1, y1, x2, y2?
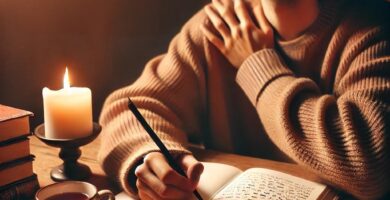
(115, 192, 137, 200)
(212, 168, 326, 200)
(197, 162, 242, 199)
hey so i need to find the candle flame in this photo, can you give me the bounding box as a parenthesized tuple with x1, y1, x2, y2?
(63, 67, 70, 89)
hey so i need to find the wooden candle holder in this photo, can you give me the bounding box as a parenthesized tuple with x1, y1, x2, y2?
(34, 123, 101, 182)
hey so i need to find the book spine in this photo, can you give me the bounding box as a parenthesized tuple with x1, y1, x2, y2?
(0, 178, 39, 200)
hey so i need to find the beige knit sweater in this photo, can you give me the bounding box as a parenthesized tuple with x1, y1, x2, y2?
(98, 0, 390, 199)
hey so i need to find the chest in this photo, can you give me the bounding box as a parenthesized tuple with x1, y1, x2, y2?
(204, 48, 289, 161)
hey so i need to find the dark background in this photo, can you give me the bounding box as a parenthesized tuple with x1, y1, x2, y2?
(0, 0, 207, 127)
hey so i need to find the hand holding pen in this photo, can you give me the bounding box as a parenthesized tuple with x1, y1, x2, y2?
(128, 98, 204, 200)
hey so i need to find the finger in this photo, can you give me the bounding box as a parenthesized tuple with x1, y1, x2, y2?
(138, 191, 153, 200)
(253, 3, 272, 33)
(234, 0, 254, 26)
(135, 163, 192, 198)
(212, 0, 238, 28)
(136, 179, 160, 200)
(204, 5, 230, 40)
(179, 155, 204, 185)
(201, 24, 226, 52)
(143, 152, 193, 192)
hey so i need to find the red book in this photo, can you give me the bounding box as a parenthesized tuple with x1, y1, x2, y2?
(0, 156, 35, 187)
(0, 174, 39, 200)
(0, 104, 33, 143)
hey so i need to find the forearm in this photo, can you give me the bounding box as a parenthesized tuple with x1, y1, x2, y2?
(236, 49, 390, 199)
(98, 10, 210, 195)
(98, 66, 194, 195)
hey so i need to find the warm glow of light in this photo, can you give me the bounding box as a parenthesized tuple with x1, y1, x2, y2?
(63, 67, 70, 89)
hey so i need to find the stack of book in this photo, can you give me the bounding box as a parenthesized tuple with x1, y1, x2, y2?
(0, 104, 39, 200)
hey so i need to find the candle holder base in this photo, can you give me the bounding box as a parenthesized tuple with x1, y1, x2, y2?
(34, 123, 101, 182)
(51, 163, 91, 182)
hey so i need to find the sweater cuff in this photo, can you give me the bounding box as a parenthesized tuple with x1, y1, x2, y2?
(236, 49, 294, 105)
(118, 142, 191, 196)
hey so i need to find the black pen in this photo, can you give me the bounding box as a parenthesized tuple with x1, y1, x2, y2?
(127, 98, 203, 200)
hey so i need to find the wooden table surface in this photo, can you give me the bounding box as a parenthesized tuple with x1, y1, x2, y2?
(30, 135, 326, 195)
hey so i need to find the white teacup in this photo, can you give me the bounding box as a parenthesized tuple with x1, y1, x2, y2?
(35, 181, 115, 200)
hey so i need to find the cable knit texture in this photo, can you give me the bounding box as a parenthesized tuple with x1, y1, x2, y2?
(98, 0, 390, 199)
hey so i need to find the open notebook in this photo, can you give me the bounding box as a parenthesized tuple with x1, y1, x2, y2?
(116, 162, 335, 200)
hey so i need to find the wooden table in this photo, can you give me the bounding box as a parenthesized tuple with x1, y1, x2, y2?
(30, 136, 327, 195)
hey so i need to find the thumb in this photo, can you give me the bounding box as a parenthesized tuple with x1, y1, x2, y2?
(180, 155, 204, 185)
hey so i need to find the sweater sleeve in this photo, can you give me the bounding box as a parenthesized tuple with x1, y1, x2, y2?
(97, 10, 208, 195)
(236, 28, 390, 198)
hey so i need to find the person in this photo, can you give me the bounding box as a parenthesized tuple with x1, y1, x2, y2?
(98, 0, 390, 199)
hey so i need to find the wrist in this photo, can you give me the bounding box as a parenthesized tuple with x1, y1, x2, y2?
(236, 49, 293, 105)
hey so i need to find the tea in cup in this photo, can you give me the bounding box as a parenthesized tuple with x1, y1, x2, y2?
(35, 181, 114, 200)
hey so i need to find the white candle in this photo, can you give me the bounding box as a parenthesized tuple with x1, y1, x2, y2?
(42, 67, 93, 139)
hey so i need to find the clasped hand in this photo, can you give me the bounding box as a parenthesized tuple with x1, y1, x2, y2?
(201, 0, 274, 68)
